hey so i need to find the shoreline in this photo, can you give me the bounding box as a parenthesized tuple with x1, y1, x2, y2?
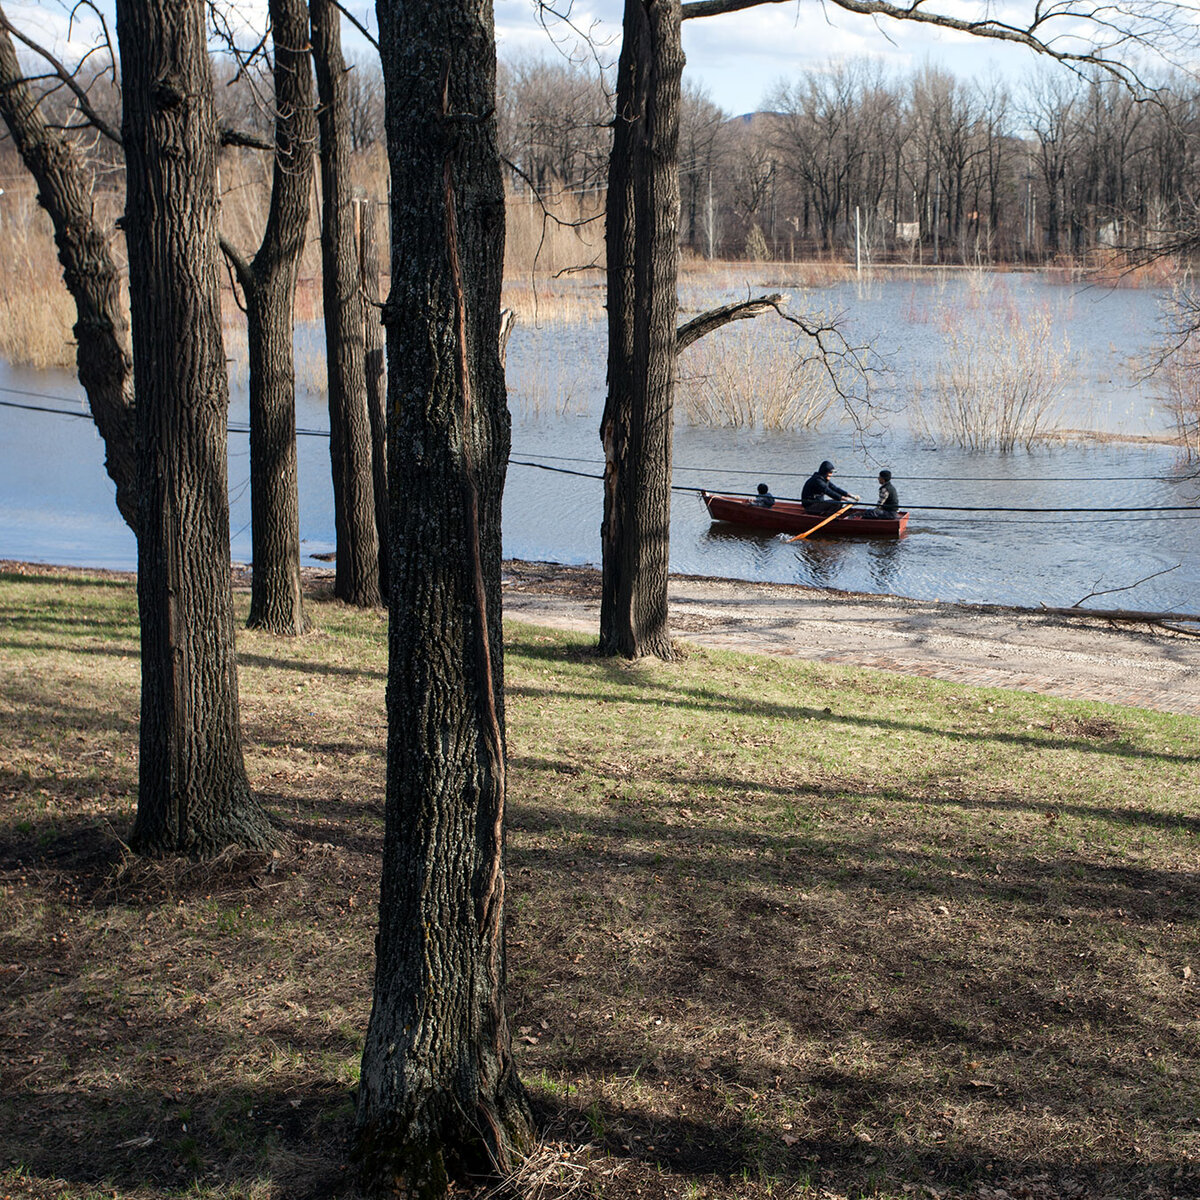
(8, 557, 1197, 717)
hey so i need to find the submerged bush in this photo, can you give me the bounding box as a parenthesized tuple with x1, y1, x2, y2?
(1158, 291, 1200, 461)
(676, 322, 839, 430)
(910, 295, 1073, 451)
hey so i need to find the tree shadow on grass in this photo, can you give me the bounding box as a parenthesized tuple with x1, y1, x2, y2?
(509, 805, 1200, 927)
(509, 748, 1200, 840)
(533, 1090, 1195, 1200)
(0, 1080, 357, 1199)
(507, 676, 1199, 767)
(237, 650, 386, 683)
(0, 635, 139, 660)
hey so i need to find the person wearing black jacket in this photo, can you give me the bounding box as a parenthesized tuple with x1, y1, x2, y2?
(801, 461, 858, 514)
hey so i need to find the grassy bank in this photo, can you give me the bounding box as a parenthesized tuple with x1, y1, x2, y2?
(1, 567, 1198, 1200)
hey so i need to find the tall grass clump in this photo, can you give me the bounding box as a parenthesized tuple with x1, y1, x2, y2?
(506, 342, 596, 418)
(0, 186, 82, 369)
(676, 323, 838, 430)
(1159, 345, 1200, 461)
(910, 298, 1074, 451)
(503, 186, 605, 285)
(501, 276, 606, 326)
(1154, 287, 1200, 461)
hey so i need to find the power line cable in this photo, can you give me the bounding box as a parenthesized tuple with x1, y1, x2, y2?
(0, 394, 90, 417)
(7, 394, 1197, 506)
(509, 448, 1189, 484)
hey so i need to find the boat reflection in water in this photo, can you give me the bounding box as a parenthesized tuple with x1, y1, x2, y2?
(699, 507, 907, 593)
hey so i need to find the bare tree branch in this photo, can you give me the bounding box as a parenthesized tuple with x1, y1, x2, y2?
(768, 298, 886, 435)
(331, 0, 379, 51)
(1036, 601, 1200, 627)
(675, 292, 784, 354)
(220, 126, 275, 150)
(552, 257, 603, 277)
(1069, 563, 1180, 607)
(0, 10, 121, 144)
(218, 232, 254, 300)
(680, 0, 1190, 88)
(501, 155, 605, 230)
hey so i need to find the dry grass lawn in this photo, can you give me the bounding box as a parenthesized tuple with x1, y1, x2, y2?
(1, 565, 1198, 1200)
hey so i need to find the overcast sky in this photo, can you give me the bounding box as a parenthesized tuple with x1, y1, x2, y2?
(12, 0, 1185, 119)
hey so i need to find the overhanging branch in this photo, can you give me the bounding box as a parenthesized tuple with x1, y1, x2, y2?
(675, 292, 784, 354)
(680, 0, 1187, 86)
(220, 126, 275, 151)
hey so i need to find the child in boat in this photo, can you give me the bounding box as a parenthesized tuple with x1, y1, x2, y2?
(752, 482, 775, 507)
(864, 469, 899, 518)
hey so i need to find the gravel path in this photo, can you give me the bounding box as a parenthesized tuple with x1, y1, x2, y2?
(501, 561, 1200, 717)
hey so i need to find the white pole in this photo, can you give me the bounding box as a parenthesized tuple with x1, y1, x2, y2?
(855, 205, 861, 276)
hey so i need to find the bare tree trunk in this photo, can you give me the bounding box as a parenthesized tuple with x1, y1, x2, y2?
(224, 0, 315, 636)
(599, 0, 684, 659)
(311, 0, 381, 607)
(0, 11, 137, 533)
(354, 0, 533, 1190)
(116, 0, 274, 856)
(359, 198, 389, 597)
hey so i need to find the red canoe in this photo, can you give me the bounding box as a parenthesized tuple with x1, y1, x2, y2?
(701, 491, 909, 537)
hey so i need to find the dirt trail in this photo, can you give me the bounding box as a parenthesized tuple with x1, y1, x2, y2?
(501, 560, 1200, 717)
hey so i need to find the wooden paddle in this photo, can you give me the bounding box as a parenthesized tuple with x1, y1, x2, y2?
(788, 500, 856, 542)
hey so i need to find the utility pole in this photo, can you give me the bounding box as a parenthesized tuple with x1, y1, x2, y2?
(933, 173, 941, 265)
(705, 168, 714, 260)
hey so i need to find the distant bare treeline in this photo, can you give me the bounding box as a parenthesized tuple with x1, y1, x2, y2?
(493, 56, 1200, 266)
(4, 48, 1198, 283)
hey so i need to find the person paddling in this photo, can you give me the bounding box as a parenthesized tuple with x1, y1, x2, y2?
(801, 460, 858, 515)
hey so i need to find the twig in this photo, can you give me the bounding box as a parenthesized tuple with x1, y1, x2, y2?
(1069, 563, 1180, 608)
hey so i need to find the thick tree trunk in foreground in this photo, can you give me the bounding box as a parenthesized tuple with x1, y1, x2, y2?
(0, 10, 137, 533)
(117, 0, 274, 855)
(359, 198, 389, 597)
(229, 0, 315, 635)
(311, 0, 380, 607)
(354, 0, 533, 1191)
(599, 0, 684, 659)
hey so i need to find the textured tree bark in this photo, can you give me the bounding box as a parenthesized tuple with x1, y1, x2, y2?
(354, 0, 533, 1192)
(599, 0, 684, 660)
(116, 0, 274, 856)
(311, 0, 381, 607)
(0, 10, 138, 533)
(359, 198, 389, 598)
(225, 0, 315, 636)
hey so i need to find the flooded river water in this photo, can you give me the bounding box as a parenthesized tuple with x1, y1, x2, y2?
(2, 271, 1198, 613)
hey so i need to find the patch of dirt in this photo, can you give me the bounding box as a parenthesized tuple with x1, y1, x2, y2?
(501, 560, 1200, 717)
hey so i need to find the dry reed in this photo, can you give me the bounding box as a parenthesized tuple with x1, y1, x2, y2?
(506, 342, 596, 418)
(0, 185, 82, 369)
(503, 185, 605, 282)
(676, 322, 838, 430)
(1045, 251, 1183, 290)
(910, 295, 1074, 451)
(1159, 338, 1200, 462)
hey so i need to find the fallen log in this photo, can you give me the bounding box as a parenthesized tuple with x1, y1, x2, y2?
(1038, 603, 1200, 630)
